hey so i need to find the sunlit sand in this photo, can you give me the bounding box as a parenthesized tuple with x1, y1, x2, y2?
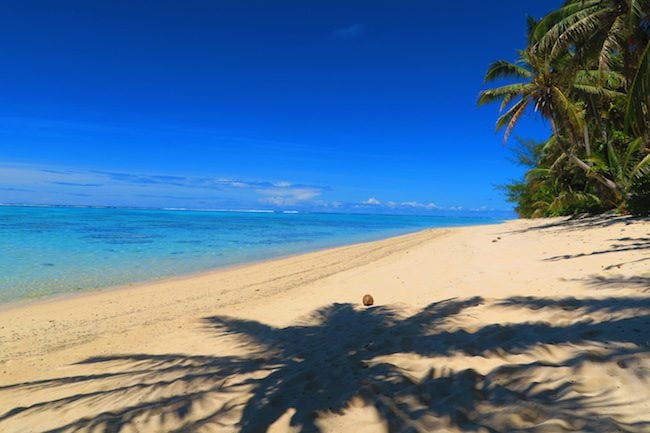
(1, 216, 649, 432)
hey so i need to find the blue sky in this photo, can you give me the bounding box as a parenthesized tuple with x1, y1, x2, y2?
(0, 1, 561, 214)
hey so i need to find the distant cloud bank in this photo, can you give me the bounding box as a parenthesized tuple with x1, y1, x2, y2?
(0, 162, 327, 209)
(358, 197, 438, 211)
(0, 162, 505, 215)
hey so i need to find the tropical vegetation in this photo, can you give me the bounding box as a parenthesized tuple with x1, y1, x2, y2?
(480, 0, 650, 217)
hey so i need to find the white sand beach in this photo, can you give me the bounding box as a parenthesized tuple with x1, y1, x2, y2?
(1, 216, 649, 432)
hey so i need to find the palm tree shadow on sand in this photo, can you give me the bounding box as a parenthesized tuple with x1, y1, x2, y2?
(1, 296, 650, 433)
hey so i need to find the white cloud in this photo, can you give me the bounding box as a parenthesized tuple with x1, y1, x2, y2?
(361, 197, 381, 205)
(0, 162, 326, 208)
(1, 163, 484, 213)
(357, 197, 439, 211)
(400, 201, 438, 210)
(257, 187, 323, 206)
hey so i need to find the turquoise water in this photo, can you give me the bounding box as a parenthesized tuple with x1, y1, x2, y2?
(0, 206, 503, 303)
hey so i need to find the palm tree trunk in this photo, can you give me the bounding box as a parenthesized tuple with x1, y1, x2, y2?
(587, 96, 606, 147)
(549, 119, 624, 199)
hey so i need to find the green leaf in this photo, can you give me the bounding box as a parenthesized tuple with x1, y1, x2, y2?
(495, 99, 530, 142)
(550, 86, 585, 137)
(625, 40, 650, 134)
(478, 83, 531, 106)
(630, 154, 650, 179)
(484, 60, 532, 82)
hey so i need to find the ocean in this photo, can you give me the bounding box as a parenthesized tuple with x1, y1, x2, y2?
(0, 205, 505, 303)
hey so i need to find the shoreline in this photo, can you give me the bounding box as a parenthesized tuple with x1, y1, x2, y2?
(1, 216, 649, 432)
(0, 205, 510, 309)
(0, 225, 459, 313)
(0, 225, 455, 365)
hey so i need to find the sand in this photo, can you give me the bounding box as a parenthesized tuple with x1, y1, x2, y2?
(0, 216, 649, 433)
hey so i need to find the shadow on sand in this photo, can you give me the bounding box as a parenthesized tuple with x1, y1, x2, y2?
(576, 275, 650, 291)
(544, 236, 650, 262)
(509, 214, 647, 233)
(1, 295, 650, 432)
(504, 216, 650, 274)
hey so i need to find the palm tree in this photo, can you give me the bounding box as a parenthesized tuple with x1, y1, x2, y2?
(478, 49, 625, 198)
(482, 2, 650, 215)
(532, 0, 648, 74)
(531, 0, 650, 140)
(589, 136, 650, 197)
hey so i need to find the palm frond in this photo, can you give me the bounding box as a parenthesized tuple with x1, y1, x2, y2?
(495, 99, 530, 142)
(548, 153, 568, 172)
(575, 69, 627, 89)
(625, 40, 650, 133)
(586, 154, 610, 172)
(630, 154, 650, 179)
(549, 8, 611, 59)
(484, 60, 532, 82)
(629, 0, 646, 23)
(499, 92, 516, 111)
(477, 84, 531, 106)
(524, 167, 550, 182)
(623, 137, 643, 174)
(599, 16, 625, 73)
(542, 136, 558, 153)
(607, 141, 623, 182)
(533, 1, 601, 54)
(573, 84, 626, 98)
(551, 86, 585, 137)
(526, 15, 539, 43)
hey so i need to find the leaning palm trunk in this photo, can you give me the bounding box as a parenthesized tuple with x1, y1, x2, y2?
(583, 125, 591, 156)
(549, 118, 625, 201)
